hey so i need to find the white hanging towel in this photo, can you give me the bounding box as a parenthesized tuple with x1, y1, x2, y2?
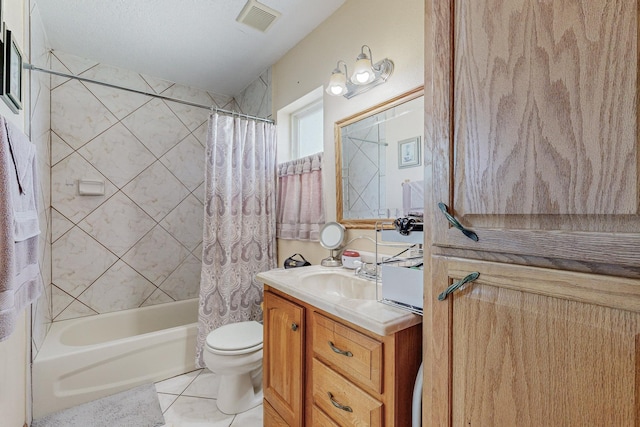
(0, 116, 42, 341)
(402, 180, 424, 217)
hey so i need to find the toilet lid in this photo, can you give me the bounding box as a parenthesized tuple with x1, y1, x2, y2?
(206, 321, 263, 352)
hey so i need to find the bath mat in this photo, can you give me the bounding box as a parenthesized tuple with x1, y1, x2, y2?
(31, 383, 165, 427)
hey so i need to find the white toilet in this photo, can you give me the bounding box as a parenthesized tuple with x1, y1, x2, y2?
(203, 321, 264, 414)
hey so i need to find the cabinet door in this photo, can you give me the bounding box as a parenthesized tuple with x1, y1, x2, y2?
(264, 291, 305, 427)
(428, 0, 640, 270)
(425, 257, 640, 426)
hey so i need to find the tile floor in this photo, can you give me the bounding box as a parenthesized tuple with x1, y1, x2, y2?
(154, 369, 263, 426)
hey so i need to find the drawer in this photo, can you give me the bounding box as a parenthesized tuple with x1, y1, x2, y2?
(312, 312, 383, 393)
(312, 358, 383, 427)
(312, 405, 341, 426)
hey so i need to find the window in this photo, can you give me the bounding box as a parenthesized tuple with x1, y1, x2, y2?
(276, 86, 324, 163)
(291, 100, 323, 159)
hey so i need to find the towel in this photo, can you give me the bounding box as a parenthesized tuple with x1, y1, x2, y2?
(0, 116, 42, 342)
(5, 118, 40, 241)
(402, 180, 424, 217)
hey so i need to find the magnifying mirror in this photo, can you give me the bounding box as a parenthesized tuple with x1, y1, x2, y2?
(319, 222, 346, 267)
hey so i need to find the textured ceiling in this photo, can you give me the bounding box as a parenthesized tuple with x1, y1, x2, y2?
(36, 0, 345, 96)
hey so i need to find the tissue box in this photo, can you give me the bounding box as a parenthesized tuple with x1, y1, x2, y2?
(381, 265, 423, 310)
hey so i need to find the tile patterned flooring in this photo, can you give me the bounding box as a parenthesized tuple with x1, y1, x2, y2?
(155, 369, 263, 426)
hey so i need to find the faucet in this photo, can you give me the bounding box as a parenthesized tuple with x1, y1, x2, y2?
(354, 261, 378, 281)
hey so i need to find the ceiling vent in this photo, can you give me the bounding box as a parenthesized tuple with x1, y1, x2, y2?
(236, 0, 281, 33)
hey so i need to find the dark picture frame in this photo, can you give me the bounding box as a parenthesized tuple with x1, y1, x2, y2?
(0, 0, 4, 44)
(2, 28, 22, 113)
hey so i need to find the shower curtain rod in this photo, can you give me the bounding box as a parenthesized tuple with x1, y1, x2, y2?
(23, 63, 274, 124)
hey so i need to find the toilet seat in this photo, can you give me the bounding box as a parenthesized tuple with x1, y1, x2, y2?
(206, 321, 263, 356)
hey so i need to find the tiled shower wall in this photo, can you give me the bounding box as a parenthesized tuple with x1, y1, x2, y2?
(29, 2, 52, 355)
(49, 50, 272, 321)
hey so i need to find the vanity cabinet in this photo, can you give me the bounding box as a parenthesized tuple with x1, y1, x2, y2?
(428, 0, 640, 275)
(424, 0, 640, 425)
(263, 287, 422, 426)
(264, 291, 305, 427)
(427, 257, 640, 426)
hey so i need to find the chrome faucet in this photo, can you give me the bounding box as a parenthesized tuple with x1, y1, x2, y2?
(354, 261, 378, 280)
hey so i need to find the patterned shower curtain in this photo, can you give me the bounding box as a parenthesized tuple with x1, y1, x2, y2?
(195, 112, 277, 368)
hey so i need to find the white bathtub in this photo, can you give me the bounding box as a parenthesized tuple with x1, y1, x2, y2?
(32, 298, 198, 418)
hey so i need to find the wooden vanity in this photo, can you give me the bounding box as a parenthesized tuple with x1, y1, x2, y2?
(260, 282, 422, 427)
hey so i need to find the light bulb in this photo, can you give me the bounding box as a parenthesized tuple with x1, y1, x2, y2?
(350, 55, 375, 85)
(326, 68, 348, 96)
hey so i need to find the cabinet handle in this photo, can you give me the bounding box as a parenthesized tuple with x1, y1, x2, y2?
(437, 202, 479, 241)
(328, 341, 353, 357)
(327, 392, 353, 412)
(291, 323, 299, 331)
(438, 272, 480, 301)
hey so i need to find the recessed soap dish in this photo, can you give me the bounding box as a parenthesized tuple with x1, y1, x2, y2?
(78, 179, 105, 196)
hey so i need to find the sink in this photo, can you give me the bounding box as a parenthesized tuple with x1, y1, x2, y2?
(297, 271, 377, 300)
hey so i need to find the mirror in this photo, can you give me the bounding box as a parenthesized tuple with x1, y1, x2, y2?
(336, 87, 424, 228)
(319, 222, 346, 267)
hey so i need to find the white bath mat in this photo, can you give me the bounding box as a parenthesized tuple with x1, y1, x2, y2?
(31, 383, 165, 427)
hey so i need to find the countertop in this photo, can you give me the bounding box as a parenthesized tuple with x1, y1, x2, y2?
(256, 265, 422, 336)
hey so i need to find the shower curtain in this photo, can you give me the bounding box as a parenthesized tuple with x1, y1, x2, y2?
(195, 112, 277, 368)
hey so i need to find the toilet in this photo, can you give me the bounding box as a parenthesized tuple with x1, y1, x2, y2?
(203, 321, 264, 414)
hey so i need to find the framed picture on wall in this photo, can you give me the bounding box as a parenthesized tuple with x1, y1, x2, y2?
(2, 28, 22, 113)
(0, 0, 3, 43)
(398, 136, 421, 169)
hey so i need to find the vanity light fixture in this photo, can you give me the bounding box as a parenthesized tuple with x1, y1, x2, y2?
(326, 60, 349, 96)
(326, 45, 394, 99)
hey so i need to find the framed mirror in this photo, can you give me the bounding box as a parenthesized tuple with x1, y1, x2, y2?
(336, 86, 424, 228)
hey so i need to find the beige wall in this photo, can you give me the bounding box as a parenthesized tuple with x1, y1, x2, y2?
(0, 2, 31, 426)
(272, 0, 424, 265)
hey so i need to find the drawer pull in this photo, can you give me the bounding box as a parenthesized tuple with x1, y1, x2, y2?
(328, 341, 353, 357)
(437, 202, 479, 241)
(438, 272, 480, 301)
(291, 323, 299, 331)
(327, 392, 353, 412)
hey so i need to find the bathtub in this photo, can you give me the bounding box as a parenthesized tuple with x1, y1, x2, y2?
(32, 298, 198, 418)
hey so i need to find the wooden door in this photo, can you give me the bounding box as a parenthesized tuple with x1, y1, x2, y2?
(264, 291, 305, 426)
(424, 257, 640, 426)
(428, 0, 640, 272)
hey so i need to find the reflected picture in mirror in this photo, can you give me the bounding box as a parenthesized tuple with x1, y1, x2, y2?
(336, 87, 424, 228)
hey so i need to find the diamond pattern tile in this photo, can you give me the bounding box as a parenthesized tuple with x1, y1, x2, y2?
(122, 161, 190, 221)
(51, 132, 73, 166)
(51, 209, 74, 242)
(162, 84, 213, 131)
(52, 227, 118, 297)
(122, 226, 190, 284)
(78, 123, 156, 188)
(122, 98, 190, 157)
(51, 152, 118, 223)
(159, 194, 204, 251)
(160, 135, 205, 191)
(55, 300, 98, 321)
(192, 121, 208, 146)
(51, 285, 74, 319)
(81, 64, 152, 119)
(140, 74, 174, 94)
(51, 79, 118, 150)
(141, 289, 174, 307)
(46, 51, 272, 319)
(78, 261, 156, 313)
(159, 255, 201, 301)
(78, 192, 156, 257)
(52, 50, 98, 75)
(49, 54, 72, 89)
